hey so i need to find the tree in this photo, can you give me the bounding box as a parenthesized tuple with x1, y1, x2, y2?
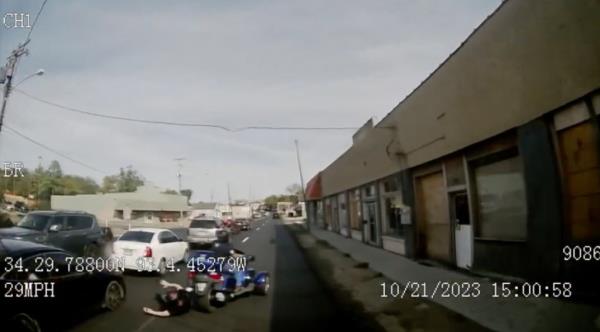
(101, 167, 144, 193)
(286, 183, 303, 203)
(0, 161, 103, 210)
(117, 167, 144, 192)
(47, 160, 63, 178)
(62, 175, 99, 195)
(286, 183, 302, 196)
(38, 176, 62, 203)
(180, 189, 193, 204)
(264, 195, 279, 208)
(263, 192, 301, 210)
(101, 175, 119, 193)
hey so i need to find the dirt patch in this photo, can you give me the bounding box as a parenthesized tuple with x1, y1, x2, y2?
(286, 225, 491, 332)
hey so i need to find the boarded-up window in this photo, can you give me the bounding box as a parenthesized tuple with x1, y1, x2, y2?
(558, 121, 600, 240)
(415, 171, 450, 262)
(473, 153, 528, 240)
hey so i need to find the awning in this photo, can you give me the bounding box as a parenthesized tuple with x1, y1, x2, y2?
(305, 172, 322, 201)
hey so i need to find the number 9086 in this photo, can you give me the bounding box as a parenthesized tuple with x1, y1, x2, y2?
(563, 245, 600, 261)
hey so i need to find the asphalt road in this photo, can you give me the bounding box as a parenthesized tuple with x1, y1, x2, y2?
(66, 218, 348, 332)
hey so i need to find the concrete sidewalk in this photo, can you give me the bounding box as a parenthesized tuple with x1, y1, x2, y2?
(309, 226, 600, 332)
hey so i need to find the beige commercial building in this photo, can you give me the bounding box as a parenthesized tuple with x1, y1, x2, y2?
(305, 0, 600, 296)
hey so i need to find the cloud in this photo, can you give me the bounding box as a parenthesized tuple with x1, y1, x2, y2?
(0, 0, 501, 201)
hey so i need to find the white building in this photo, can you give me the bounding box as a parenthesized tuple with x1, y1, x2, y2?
(51, 185, 189, 223)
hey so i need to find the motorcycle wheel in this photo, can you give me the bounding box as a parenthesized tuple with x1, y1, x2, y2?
(254, 276, 270, 295)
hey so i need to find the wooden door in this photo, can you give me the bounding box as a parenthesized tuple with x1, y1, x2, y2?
(558, 122, 600, 240)
(416, 172, 451, 262)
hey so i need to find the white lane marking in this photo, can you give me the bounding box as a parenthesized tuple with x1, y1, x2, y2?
(242, 236, 250, 243)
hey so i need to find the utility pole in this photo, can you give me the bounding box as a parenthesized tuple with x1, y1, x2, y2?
(294, 139, 308, 229)
(0, 39, 30, 134)
(174, 157, 185, 193)
(0, 0, 47, 136)
(227, 183, 232, 205)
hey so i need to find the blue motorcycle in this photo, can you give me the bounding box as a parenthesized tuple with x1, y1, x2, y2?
(186, 249, 270, 312)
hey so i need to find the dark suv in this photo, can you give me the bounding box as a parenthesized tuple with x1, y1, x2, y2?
(0, 210, 106, 257)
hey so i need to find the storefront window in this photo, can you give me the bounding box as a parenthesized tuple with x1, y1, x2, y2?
(338, 193, 348, 234)
(384, 197, 404, 236)
(383, 177, 399, 192)
(324, 198, 331, 228)
(362, 183, 380, 244)
(317, 200, 324, 227)
(474, 153, 527, 240)
(331, 197, 339, 232)
(363, 185, 374, 198)
(380, 176, 405, 237)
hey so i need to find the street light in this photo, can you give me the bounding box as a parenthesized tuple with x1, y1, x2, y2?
(13, 68, 44, 88)
(0, 68, 44, 133)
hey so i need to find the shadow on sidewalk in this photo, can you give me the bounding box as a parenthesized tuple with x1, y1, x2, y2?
(269, 224, 384, 332)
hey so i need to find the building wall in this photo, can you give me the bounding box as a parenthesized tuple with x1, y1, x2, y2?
(321, 0, 600, 197)
(307, 0, 600, 291)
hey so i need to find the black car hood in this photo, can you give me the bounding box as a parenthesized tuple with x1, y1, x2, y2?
(0, 226, 42, 238)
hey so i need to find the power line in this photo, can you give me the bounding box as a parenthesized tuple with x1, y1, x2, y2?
(26, 0, 49, 41)
(13, 89, 359, 132)
(13, 89, 230, 131)
(3, 124, 107, 174)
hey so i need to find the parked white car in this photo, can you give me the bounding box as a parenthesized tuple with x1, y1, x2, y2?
(112, 228, 188, 275)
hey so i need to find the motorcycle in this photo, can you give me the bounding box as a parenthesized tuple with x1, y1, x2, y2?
(186, 250, 270, 312)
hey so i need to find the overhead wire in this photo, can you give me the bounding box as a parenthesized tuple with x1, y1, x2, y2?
(13, 88, 358, 132)
(3, 124, 107, 174)
(26, 0, 49, 41)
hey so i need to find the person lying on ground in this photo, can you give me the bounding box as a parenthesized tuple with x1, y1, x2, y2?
(142, 280, 192, 317)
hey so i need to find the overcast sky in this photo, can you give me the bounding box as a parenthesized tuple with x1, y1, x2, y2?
(0, 0, 500, 202)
